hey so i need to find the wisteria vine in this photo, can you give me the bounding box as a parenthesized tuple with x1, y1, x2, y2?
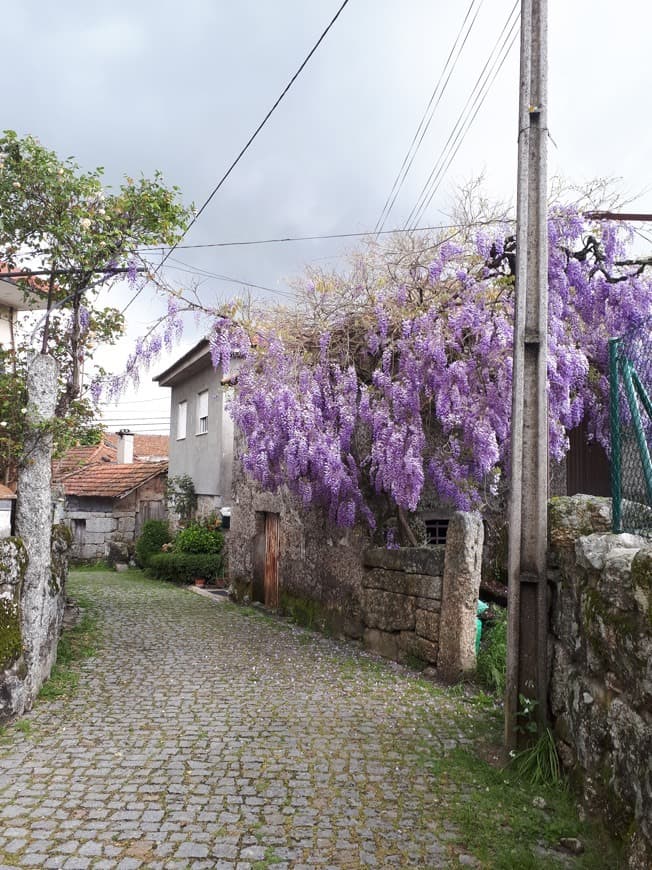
(226, 207, 652, 529)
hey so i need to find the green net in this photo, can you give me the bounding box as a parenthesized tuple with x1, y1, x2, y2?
(609, 328, 652, 536)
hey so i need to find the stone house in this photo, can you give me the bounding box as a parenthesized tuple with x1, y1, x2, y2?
(153, 338, 236, 522)
(53, 432, 168, 562)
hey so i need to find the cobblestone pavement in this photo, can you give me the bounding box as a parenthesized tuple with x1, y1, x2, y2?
(0, 571, 483, 869)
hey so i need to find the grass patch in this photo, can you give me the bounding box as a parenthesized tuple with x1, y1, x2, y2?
(426, 742, 624, 868)
(252, 847, 283, 868)
(38, 587, 99, 701)
(476, 606, 507, 695)
(510, 727, 563, 788)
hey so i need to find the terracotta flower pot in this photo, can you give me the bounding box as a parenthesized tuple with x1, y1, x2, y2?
(194, 578, 206, 588)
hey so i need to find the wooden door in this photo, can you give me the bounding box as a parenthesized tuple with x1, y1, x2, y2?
(263, 512, 279, 608)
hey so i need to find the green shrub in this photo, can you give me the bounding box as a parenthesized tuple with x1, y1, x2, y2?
(174, 522, 224, 555)
(147, 552, 224, 584)
(476, 606, 507, 695)
(135, 519, 171, 568)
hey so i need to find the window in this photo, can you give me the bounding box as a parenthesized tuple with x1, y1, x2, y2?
(425, 518, 449, 545)
(197, 390, 208, 434)
(177, 400, 187, 440)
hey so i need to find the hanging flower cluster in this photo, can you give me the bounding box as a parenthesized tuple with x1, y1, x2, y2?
(222, 207, 652, 528)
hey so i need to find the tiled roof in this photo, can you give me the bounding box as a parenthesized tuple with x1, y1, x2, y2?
(104, 433, 169, 459)
(62, 461, 168, 498)
(53, 434, 169, 483)
(52, 443, 114, 482)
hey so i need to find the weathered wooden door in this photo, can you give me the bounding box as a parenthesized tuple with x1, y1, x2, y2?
(263, 512, 279, 608)
(136, 500, 166, 537)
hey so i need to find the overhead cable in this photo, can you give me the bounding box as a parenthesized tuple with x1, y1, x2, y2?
(405, 0, 520, 230)
(374, 0, 484, 235)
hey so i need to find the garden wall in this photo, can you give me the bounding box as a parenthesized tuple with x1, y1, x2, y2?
(229, 464, 484, 675)
(548, 495, 652, 868)
(0, 525, 70, 722)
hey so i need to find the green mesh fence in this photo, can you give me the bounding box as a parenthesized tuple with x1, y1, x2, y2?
(609, 331, 652, 535)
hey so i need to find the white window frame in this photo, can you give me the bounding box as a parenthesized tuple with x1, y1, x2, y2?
(197, 390, 208, 435)
(177, 400, 187, 440)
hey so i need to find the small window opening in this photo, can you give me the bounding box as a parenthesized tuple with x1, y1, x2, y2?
(425, 518, 449, 545)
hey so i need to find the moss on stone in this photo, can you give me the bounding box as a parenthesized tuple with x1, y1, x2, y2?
(0, 597, 22, 670)
(0, 537, 28, 584)
(630, 550, 652, 627)
(279, 592, 328, 632)
(583, 586, 637, 636)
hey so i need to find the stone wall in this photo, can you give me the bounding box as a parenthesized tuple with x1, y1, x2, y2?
(548, 495, 652, 868)
(0, 525, 70, 722)
(230, 478, 369, 638)
(65, 476, 166, 563)
(230, 461, 484, 673)
(360, 546, 444, 665)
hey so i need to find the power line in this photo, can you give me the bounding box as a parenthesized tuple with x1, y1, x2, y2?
(121, 0, 350, 316)
(410, 18, 520, 229)
(405, 0, 520, 230)
(161, 0, 351, 270)
(134, 218, 513, 254)
(163, 256, 296, 299)
(374, 0, 484, 235)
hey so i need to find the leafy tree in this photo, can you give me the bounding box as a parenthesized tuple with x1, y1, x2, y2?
(165, 474, 197, 526)
(0, 131, 191, 480)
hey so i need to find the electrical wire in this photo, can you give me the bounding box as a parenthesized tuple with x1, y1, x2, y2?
(161, 0, 350, 270)
(412, 18, 520, 228)
(121, 0, 350, 316)
(134, 218, 514, 254)
(162, 256, 296, 299)
(374, 0, 483, 235)
(405, 0, 520, 231)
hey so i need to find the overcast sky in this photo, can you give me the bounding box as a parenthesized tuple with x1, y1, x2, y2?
(5, 1, 651, 432)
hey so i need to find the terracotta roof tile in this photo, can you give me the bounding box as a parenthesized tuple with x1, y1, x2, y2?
(0, 483, 16, 499)
(63, 461, 168, 499)
(104, 433, 169, 459)
(53, 433, 170, 483)
(52, 443, 114, 482)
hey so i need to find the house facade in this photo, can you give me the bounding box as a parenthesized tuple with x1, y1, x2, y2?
(154, 339, 236, 520)
(0, 266, 48, 351)
(53, 432, 168, 562)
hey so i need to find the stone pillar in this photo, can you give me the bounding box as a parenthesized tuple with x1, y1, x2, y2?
(437, 511, 484, 681)
(15, 353, 61, 706)
(0, 538, 29, 721)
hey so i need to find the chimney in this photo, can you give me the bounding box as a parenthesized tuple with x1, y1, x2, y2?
(117, 429, 134, 464)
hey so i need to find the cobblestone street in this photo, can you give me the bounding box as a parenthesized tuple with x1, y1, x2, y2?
(0, 570, 484, 869)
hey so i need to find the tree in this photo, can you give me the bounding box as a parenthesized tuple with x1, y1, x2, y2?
(208, 205, 652, 543)
(0, 131, 191, 479)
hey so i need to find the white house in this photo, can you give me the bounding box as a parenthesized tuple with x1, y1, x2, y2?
(153, 338, 236, 521)
(0, 266, 48, 351)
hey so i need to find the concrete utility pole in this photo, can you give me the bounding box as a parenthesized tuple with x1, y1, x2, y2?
(505, 0, 549, 750)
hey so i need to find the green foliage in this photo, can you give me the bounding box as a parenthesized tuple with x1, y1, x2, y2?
(0, 596, 22, 670)
(38, 590, 98, 700)
(135, 519, 171, 568)
(165, 474, 197, 526)
(427, 744, 623, 868)
(147, 552, 224, 584)
(476, 606, 507, 695)
(174, 521, 224, 555)
(0, 131, 191, 482)
(510, 727, 563, 788)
